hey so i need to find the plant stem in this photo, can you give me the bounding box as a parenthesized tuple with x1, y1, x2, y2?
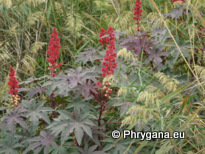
(97, 101, 105, 144)
(50, 92, 57, 118)
(19, 126, 31, 143)
(98, 102, 103, 127)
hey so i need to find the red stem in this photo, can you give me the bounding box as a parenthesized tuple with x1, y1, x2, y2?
(19, 126, 31, 143)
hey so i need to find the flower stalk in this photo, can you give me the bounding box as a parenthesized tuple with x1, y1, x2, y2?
(46, 27, 61, 114)
(91, 27, 118, 143)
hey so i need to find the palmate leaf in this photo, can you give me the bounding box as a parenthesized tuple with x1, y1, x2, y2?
(51, 67, 99, 96)
(102, 138, 135, 154)
(47, 111, 95, 145)
(75, 144, 108, 154)
(27, 86, 47, 99)
(75, 47, 103, 65)
(49, 72, 71, 96)
(17, 75, 49, 99)
(120, 35, 155, 55)
(50, 145, 77, 154)
(21, 99, 54, 130)
(50, 146, 68, 154)
(147, 46, 168, 65)
(19, 75, 50, 85)
(65, 67, 99, 82)
(73, 80, 98, 100)
(3, 86, 46, 102)
(83, 126, 108, 147)
(165, 35, 191, 68)
(0, 133, 23, 154)
(15, 86, 46, 100)
(23, 131, 57, 154)
(0, 108, 27, 134)
(66, 98, 95, 115)
(152, 27, 171, 44)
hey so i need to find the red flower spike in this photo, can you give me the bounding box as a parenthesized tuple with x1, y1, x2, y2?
(96, 27, 118, 102)
(8, 66, 20, 107)
(47, 27, 61, 77)
(133, 0, 143, 31)
(8, 66, 19, 95)
(100, 27, 118, 77)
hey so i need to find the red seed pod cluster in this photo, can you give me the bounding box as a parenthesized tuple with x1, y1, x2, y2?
(96, 81, 102, 86)
(101, 27, 117, 77)
(102, 81, 112, 98)
(8, 66, 20, 107)
(107, 27, 115, 42)
(99, 28, 109, 48)
(133, 0, 143, 31)
(47, 27, 62, 77)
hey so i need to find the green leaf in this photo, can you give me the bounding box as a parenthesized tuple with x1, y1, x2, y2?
(47, 111, 95, 145)
(21, 99, 54, 130)
(0, 108, 27, 134)
(0, 133, 23, 154)
(159, 82, 193, 104)
(179, 107, 201, 131)
(23, 131, 57, 154)
(75, 127, 84, 145)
